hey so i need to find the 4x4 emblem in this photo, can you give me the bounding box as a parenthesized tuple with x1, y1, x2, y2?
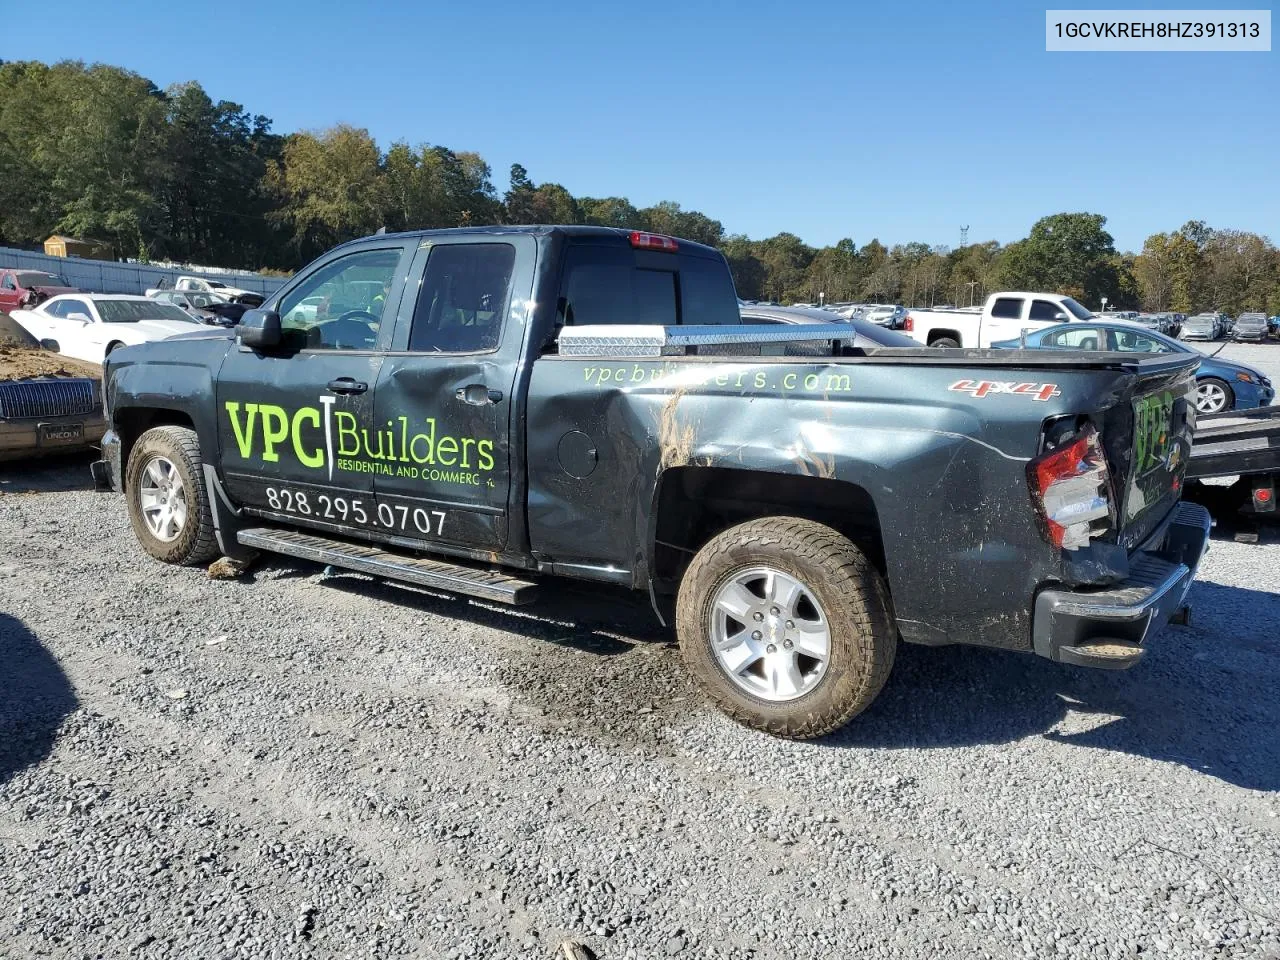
(948, 379, 1062, 402)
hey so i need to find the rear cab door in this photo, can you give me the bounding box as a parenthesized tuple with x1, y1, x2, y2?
(981, 295, 1026, 346)
(370, 233, 536, 552)
(524, 235, 739, 572)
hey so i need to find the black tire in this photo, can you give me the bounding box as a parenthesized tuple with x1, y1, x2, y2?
(930, 336, 960, 348)
(1196, 377, 1234, 414)
(125, 425, 219, 566)
(105, 341, 124, 358)
(676, 517, 896, 739)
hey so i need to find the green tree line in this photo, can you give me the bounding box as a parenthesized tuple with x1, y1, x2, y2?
(1, 60, 1277, 314)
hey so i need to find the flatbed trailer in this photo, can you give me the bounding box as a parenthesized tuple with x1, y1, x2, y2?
(1185, 406, 1280, 527)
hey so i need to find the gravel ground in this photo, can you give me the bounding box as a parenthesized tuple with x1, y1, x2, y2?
(1, 455, 1278, 960)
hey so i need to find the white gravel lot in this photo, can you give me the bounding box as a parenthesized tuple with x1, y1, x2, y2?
(1, 450, 1278, 960)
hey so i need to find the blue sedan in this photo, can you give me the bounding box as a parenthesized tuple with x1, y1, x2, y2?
(991, 321, 1274, 414)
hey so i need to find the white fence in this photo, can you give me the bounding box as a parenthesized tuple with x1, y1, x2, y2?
(0, 247, 286, 298)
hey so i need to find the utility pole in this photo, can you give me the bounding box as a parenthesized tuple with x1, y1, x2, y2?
(965, 280, 978, 306)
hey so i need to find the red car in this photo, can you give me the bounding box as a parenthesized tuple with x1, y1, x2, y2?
(0, 268, 80, 312)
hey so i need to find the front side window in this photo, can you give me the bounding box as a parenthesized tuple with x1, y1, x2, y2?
(991, 297, 1023, 320)
(279, 249, 401, 351)
(1061, 298, 1094, 320)
(1029, 300, 1065, 322)
(1, 274, 14, 290)
(407, 243, 515, 353)
(61, 298, 94, 320)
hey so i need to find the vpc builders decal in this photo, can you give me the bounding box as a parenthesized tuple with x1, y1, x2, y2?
(224, 398, 496, 488)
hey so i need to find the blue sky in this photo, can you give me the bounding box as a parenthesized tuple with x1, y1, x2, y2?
(13, 0, 1278, 252)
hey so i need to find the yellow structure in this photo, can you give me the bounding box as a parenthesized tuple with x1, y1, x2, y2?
(43, 235, 112, 259)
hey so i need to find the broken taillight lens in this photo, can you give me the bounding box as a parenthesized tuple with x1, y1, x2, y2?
(1027, 423, 1115, 550)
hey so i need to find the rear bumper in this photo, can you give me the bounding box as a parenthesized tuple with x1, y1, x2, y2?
(1032, 501, 1211, 669)
(92, 429, 122, 491)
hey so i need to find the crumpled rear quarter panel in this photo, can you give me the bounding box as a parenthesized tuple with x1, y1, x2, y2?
(526, 355, 1138, 652)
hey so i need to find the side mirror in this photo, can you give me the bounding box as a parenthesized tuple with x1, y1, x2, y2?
(40, 338, 61, 353)
(66, 312, 91, 324)
(238, 309, 282, 349)
(1054, 312, 1069, 321)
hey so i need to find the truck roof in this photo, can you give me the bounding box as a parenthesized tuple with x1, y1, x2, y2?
(333, 224, 726, 260)
(988, 291, 1078, 301)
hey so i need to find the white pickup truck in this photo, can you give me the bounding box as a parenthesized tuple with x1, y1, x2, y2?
(903, 291, 1095, 348)
(145, 275, 256, 299)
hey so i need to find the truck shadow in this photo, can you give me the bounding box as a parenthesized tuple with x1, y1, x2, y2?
(837, 579, 1279, 792)
(0, 613, 78, 785)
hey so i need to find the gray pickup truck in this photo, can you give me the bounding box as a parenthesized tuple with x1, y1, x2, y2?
(94, 226, 1210, 738)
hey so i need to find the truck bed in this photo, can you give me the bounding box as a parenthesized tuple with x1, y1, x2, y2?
(1187, 405, 1280, 480)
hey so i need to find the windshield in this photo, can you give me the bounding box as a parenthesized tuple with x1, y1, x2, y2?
(97, 300, 197, 324)
(17, 271, 70, 287)
(1061, 297, 1093, 320)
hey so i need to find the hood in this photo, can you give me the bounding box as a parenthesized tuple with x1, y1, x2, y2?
(1202, 355, 1267, 381)
(128, 318, 206, 339)
(31, 285, 79, 296)
(167, 326, 235, 342)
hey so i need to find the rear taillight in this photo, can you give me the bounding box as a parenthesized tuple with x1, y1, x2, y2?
(904, 314, 914, 332)
(1253, 479, 1275, 513)
(1027, 423, 1115, 550)
(629, 231, 679, 252)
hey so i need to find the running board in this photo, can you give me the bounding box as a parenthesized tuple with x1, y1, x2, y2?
(236, 527, 539, 605)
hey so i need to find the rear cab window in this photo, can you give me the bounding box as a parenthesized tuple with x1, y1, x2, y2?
(991, 297, 1024, 320)
(406, 243, 516, 353)
(557, 242, 738, 332)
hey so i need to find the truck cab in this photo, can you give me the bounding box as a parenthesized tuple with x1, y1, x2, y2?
(904, 291, 1096, 348)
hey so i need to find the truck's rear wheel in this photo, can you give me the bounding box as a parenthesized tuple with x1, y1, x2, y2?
(676, 517, 895, 739)
(930, 336, 960, 348)
(125, 426, 218, 566)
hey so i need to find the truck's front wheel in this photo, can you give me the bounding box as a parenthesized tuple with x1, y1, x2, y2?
(676, 517, 895, 739)
(125, 426, 219, 566)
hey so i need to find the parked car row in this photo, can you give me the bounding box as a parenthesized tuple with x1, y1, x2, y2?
(1102, 311, 1184, 338)
(1178, 310, 1279, 343)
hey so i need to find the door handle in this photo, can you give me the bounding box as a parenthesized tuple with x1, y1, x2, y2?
(327, 378, 368, 395)
(455, 384, 503, 405)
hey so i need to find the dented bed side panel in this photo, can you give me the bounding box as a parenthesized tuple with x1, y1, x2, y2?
(525, 354, 1142, 651)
